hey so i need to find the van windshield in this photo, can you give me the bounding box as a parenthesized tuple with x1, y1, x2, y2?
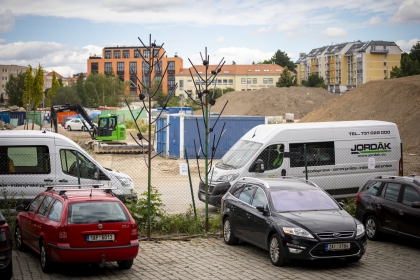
(216, 140, 262, 169)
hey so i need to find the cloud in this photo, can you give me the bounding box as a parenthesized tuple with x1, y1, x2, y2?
(391, 0, 420, 24)
(0, 39, 6, 44)
(0, 10, 15, 33)
(215, 37, 225, 44)
(368, 16, 382, 25)
(321, 27, 348, 38)
(102, 0, 189, 12)
(396, 38, 420, 52)
(0, 41, 102, 77)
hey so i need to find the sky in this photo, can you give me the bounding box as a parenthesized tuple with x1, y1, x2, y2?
(0, 0, 419, 77)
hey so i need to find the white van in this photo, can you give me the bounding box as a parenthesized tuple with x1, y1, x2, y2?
(198, 120, 402, 206)
(0, 130, 136, 203)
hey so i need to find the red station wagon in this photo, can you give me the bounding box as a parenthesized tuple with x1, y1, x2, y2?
(14, 185, 139, 273)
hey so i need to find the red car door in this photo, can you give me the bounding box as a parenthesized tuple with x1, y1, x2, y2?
(32, 196, 55, 251)
(21, 195, 44, 249)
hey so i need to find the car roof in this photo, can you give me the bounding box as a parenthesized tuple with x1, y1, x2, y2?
(44, 189, 118, 202)
(370, 175, 420, 186)
(239, 177, 319, 191)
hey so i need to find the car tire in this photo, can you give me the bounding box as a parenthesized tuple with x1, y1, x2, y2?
(117, 259, 134, 269)
(365, 215, 381, 241)
(223, 217, 239, 245)
(67, 126, 72, 131)
(4, 259, 12, 279)
(81, 126, 84, 131)
(40, 240, 53, 273)
(346, 256, 362, 263)
(15, 225, 27, 252)
(269, 233, 287, 267)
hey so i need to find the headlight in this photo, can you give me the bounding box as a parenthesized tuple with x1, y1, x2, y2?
(116, 176, 133, 187)
(356, 224, 365, 236)
(282, 227, 314, 239)
(217, 173, 239, 182)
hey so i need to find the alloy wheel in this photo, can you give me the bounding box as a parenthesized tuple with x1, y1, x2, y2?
(270, 237, 280, 262)
(224, 220, 231, 242)
(366, 218, 376, 238)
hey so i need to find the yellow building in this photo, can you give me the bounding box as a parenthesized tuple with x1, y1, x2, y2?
(295, 41, 401, 93)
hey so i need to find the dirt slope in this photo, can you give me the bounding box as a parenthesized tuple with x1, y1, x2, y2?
(300, 75, 420, 149)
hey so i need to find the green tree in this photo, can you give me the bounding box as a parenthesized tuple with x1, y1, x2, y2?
(23, 64, 44, 129)
(83, 73, 128, 107)
(302, 73, 327, 88)
(232, 61, 236, 65)
(0, 93, 4, 104)
(76, 73, 86, 104)
(276, 66, 297, 87)
(150, 81, 168, 108)
(5, 72, 26, 107)
(265, 50, 296, 72)
(52, 85, 81, 105)
(46, 71, 60, 108)
(408, 41, 420, 63)
(391, 54, 420, 78)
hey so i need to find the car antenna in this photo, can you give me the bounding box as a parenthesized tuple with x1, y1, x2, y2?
(252, 127, 257, 138)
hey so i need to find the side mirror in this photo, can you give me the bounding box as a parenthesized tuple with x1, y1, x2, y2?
(249, 159, 265, 173)
(256, 205, 268, 215)
(412, 201, 420, 208)
(338, 201, 344, 208)
(16, 205, 25, 212)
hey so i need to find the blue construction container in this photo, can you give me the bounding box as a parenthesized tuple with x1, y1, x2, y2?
(0, 111, 11, 124)
(10, 111, 26, 126)
(156, 114, 266, 159)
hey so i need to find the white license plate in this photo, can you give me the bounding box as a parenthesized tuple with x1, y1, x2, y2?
(87, 234, 115, 242)
(325, 243, 350, 251)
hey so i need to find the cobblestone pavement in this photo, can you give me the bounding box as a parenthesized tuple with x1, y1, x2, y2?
(10, 235, 420, 280)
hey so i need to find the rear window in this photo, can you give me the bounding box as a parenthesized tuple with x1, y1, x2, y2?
(68, 202, 129, 224)
(271, 189, 339, 212)
(365, 181, 382, 195)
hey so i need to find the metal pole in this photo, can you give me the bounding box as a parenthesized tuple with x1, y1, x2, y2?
(205, 59, 209, 232)
(185, 148, 197, 218)
(147, 34, 152, 240)
(304, 144, 308, 180)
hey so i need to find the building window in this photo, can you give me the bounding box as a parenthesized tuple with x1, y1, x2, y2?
(114, 50, 120, 59)
(129, 62, 137, 74)
(134, 50, 140, 58)
(123, 50, 130, 58)
(253, 78, 257, 84)
(268, 78, 273, 84)
(384, 62, 387, 66)
(142, 61, 150, 74)
(155, 61, 162, 74)
(168, 61, 175, 74)
(168, 75, 175, 89)
(117, 62, 124, 75)
(144, 50, 150, 58)
(155, 75, 162, 88)
(384, 54, 387, 59)
(142, 76, 150, 88)
(179, 80, 184, 90)
(91, 62, 98, 74)
(119, 76, 124, 82)
(263, 78, 268, 84)
(130, 76, 137, 88)
(104, 62, 112, 75)
(217, 79, 222, 85)
(229, 79, 233, 85)
(247, 78, 251, 84)
(223, 79, 227, 85)
(153, 50, 159, 58)
(384, 70, 387, 74)
(241, 78, 246, 84)
(105, 51, 111, 59)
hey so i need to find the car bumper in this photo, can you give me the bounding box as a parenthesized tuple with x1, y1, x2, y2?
(281, 234, 367, 261)
(198, 181, 231, 207)
(48, 241, 139, 263)
(0, 247, 12, 269)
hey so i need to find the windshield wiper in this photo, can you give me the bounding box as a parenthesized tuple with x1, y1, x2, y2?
(98, 219, 123, 223)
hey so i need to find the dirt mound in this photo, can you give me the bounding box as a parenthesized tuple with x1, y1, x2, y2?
(300, 75, 420, 149)
(201, 87, 337, 119)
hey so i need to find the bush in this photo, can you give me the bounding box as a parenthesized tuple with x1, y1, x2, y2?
(341, 198, 356, 217)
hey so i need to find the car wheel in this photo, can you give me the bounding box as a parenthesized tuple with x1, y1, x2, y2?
(4, 259, 12, 279)
(67, 126, 72, 131)
(269, 233, 287, 266)
(223, 217, 239, 245)
(81, 126, 84, 131)
(346, 256, 362, 263)
(365, 215, 381, 241)
(15, 225, 27, 252)
(40, 240, 53, 273)
(117, 259, 134, 269)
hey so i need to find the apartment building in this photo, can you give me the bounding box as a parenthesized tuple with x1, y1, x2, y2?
(174, 64, 284, 98)
(87, 46, 183, 96)
(0, 65, 28, 104)
(295, 41, 401, 93)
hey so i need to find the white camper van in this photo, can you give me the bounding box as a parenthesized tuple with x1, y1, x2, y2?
(0, 130, 136, 202)
(199, 120, 402, 206)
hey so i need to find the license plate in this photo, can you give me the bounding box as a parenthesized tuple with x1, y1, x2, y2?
(86, 234, 115, 242)
(325, 243, 350, 251)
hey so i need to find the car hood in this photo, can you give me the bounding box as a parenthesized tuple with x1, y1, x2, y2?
(278, 210, 357, 233)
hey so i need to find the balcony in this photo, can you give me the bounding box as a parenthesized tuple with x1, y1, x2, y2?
(370, 49, 389, 54)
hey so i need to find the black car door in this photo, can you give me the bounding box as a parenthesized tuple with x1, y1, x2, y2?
(376, 182, 402, 234)
(232, 185, 257, 241)
(246, 186, 270, 249)
(397, 185, 420, 239)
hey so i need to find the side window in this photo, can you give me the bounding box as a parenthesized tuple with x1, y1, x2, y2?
(28, 195, 44, 213)
(238, 185, 256, 204)
(229, 184, 244, 198)
(366, 181, 382, 195)
(402, 186, 420, 206)
(48, 200, 63, 221)
(1, 146, 50, 174)
(251, 187, 268, 208)
(381, 183, 401, 202)
(60, 150, 97, 179)
(37, 196, 54, 216)
(256, 144, 285, 171)
(290, 141, 335, 167)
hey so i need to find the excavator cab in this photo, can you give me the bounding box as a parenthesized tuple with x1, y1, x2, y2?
(96, 115, 126, 141)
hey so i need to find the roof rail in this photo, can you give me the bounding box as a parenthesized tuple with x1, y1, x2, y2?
(45, 184, 105, 191)
(279, 176, 320, 188)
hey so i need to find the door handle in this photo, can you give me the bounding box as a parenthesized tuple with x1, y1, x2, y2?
(44, 179, 53, 182)
(281, 169, 286, 176)
(59, 179, 68, 183)
(376, 203, 382, 209)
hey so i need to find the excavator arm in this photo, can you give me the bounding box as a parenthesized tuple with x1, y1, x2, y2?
(51, 104, 97, 139)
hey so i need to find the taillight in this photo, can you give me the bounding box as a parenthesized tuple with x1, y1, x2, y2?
(58, 226, 69, 243)
(130, 223, 138, 241)
(355, 192, 361, 205)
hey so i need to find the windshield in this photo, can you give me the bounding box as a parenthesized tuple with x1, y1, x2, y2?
(216, 140, 262, 169)
(270, 189, 339, 212)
